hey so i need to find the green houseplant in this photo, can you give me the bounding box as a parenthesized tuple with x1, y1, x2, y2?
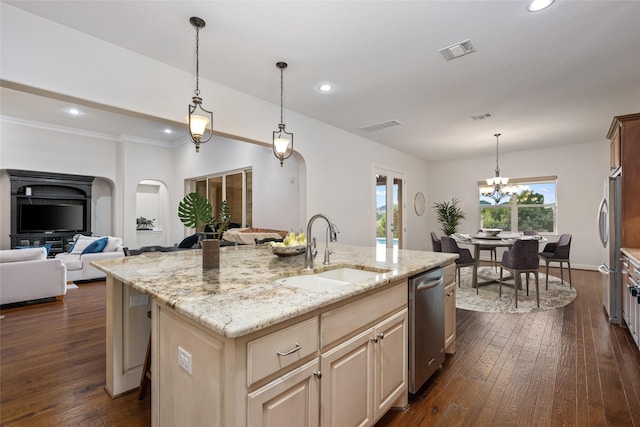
(433, 198, 466, 236)
(178, 193, 232, 268)
(178, 193, 232, 239)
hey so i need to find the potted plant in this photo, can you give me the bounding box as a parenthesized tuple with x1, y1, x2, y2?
(178, 193, 232, 268)
(433, 198, 465, 236)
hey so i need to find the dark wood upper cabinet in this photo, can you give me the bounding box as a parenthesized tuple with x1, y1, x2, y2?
(608, 113, 640, 248)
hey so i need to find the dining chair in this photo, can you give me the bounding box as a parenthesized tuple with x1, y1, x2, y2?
(476, 229, 497, 271)
(500, 239, 540, 308)
(539, 234, 572, 289)
(430, 232, 442, 252)
(441, 236, 478, 292)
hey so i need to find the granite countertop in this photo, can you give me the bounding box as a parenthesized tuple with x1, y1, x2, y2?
(622, 248, 640, 264)
(93, 244, 457, 338)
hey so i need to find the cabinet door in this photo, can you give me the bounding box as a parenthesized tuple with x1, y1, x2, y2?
(321, 328, 374, 427)
(247, 359, 320, 427)
(444, 282, 456, 354)
(373, 309, 407, 421)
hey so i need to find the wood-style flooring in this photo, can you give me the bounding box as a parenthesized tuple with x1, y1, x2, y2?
(1, 267, 639, 426)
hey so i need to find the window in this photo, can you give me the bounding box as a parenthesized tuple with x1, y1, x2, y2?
(479, 176, 556, 234)
(187, 168, 252, 230)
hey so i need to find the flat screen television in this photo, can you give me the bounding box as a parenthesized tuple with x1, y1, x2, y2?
(19, 204, 85, 233)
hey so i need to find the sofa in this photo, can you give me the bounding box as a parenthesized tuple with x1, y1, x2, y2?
(55, 235, 124, 282)
(0, 247, 67, 305)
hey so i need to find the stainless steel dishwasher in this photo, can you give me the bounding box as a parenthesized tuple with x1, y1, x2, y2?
(408, 267, 445, 394)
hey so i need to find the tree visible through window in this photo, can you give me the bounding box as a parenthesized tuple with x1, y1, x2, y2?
(479, 178, 556, 234)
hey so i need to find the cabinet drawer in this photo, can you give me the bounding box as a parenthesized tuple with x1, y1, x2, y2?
(247, 317, 318, 386)
(321, 281, 407, 349)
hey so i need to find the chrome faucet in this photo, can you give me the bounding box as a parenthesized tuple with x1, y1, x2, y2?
(305, 213, 339, 269)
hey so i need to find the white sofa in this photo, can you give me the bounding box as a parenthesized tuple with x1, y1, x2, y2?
(0, 247, 67, 305)
(55, 235, 124, 282)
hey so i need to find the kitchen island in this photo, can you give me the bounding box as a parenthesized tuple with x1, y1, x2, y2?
(94, 243, 456, 427)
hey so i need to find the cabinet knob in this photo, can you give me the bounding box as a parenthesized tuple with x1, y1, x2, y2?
(313, 371, 322, 378)
(370, 336, 378, 343)
(378, 332, 384, 340)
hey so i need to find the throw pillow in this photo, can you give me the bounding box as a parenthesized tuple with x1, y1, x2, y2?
(178, 233, 199, 249)
(104, 236, 123, 252)
(70, 236, 100, 254)
(81, 237, 109, 254)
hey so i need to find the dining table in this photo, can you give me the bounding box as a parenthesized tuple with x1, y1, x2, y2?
(452, 232, 547, 288)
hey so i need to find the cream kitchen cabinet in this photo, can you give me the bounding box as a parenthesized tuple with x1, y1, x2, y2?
(320, 309, 407, 427)
(152, 279, 408, 427)
(247, 359, 320, 427)
(444, 264, 456, 354)
(623, 253, 640, 349)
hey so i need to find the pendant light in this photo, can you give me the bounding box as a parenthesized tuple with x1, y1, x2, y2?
(273, 61, 293, 167)
(187, 17, 213, 153)
(480, 133, 517, 203)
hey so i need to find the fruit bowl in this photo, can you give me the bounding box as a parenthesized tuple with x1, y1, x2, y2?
(481, 228, 502, 237)
(269, 244, 306, 257)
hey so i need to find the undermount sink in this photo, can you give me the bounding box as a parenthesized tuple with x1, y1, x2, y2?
(275, 267, 391, 292)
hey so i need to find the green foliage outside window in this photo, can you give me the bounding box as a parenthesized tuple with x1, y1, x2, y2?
(480, 187, 555, 232)
(480, 206, 511, 230)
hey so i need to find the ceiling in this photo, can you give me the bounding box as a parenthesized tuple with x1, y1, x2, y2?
(2, 1, 639, 162)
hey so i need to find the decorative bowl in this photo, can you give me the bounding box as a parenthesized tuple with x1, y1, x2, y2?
(269, 244, 306, 257)
(481, 228, 502, 237)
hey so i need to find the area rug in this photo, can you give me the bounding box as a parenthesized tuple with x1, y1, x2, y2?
(67, 284, 78, 289)
(456, 266, 576, 313)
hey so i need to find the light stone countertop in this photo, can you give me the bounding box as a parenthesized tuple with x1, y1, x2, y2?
(622, 248, 640, 265)
(93, 244, 457, 338)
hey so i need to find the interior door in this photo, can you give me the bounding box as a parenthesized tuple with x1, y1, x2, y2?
(375, 169, 405, 249)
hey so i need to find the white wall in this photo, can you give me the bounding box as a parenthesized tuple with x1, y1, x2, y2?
(1, 4, 433, 251)
(427, 140, 610, 269)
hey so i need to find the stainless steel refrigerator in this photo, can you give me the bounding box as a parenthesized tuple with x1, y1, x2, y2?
(598, 171, 622, 324)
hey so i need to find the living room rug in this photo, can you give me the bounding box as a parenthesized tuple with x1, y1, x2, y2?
(67, 284, 78, 289)
(456, 266, 576, 314)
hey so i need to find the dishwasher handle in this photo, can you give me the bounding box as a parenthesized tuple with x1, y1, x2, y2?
(416, 276, 444, 291)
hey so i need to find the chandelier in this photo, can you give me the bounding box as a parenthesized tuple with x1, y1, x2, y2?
(480, 133, 518, 203)
(272, 61, 293, 167)
(187, 17, 213, 153)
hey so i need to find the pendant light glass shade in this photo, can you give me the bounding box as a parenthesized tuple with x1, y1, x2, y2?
(187, 17, 213, 153)
(273, 62, 293, 167)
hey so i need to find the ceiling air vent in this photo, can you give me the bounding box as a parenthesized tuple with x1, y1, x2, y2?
(439, 39, 475, 61)
(359, 119, 404, 133)
(471, 112, 494, 121)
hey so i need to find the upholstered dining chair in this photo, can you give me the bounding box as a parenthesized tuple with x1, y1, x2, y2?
(500, 239, 540, 308)
(441, 236, 478, 293)
(539, 233, 572, 289)
(477, 229, 498, 271)
(430, 232, 442, 252)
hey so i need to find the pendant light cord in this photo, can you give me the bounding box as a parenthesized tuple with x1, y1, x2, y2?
(194, 26, 200, 97)
(280, 67, 284, 124)
(494, 133, 501, 176)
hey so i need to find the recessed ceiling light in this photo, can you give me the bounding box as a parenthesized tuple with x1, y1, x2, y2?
(318, 83, 333, 93)
(66, 108, 82, 116)
(163, 128, 173, 134)
(528, 0, 554, 12)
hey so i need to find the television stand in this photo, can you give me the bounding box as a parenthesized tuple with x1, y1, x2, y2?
(7, 170, 94, 257)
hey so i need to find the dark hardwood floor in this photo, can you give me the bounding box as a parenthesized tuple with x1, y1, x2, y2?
(1, 268, 639, 426)
(0, 282, 151, 426)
